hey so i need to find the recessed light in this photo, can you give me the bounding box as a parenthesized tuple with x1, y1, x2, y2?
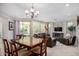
(65, 4, 70, 7)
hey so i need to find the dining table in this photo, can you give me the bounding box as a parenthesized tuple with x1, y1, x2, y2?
(11, 37, 43, 51)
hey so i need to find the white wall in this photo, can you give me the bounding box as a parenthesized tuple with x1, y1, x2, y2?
(0, 17, 14, 41)
(8, 19, 14, 40)
(0, 19, 2, 38)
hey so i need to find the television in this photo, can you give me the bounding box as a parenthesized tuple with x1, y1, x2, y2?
(54, 27, 62, 31)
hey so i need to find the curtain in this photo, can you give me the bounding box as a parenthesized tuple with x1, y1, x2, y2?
(14, 20, 20, 39)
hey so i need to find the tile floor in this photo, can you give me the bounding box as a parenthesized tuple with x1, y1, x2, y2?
(47, 42, 79, 56)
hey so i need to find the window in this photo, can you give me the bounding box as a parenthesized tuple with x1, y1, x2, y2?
(32, 21, 40, 34)
(40, 23, 46, 33)
(19, 21, 46, 36)
(32, 21, 46, 34)
(20, 22, 30, 35)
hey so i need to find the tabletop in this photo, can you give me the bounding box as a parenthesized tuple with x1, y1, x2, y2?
(12, 37, 43, 48)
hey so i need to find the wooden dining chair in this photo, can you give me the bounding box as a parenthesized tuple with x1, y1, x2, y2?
(16, 34, 25, 40)
(10, 42, 18, 56)
(32, 36, 48, 56)
(10, 42, 34, 56)
(16, 35, 22, 40)
(3, 39, 11, 56)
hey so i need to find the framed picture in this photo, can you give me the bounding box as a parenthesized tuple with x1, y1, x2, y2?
(9, 21, 14, 30)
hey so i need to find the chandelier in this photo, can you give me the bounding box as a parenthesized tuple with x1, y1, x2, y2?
(25, 4, 39, 19)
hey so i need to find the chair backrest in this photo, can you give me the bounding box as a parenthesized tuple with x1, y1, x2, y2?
(42, 37, 48, 46)
(3, 39, 10, 56)
(16, 34, 25, 40)
(40, 36, 48, 55)
(10, 42, 18, 56)
(16, 35, 22, 40)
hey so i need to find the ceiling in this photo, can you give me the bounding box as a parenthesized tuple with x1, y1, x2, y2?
(0, 3, 79, 22)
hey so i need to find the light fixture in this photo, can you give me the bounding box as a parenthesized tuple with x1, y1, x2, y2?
(65, 4, 70, 7)
(25, 4, 39, 19)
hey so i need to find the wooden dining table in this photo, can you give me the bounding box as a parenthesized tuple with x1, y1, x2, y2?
(11, 37, 43, 51)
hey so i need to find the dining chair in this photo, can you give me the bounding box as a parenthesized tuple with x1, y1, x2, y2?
(10, 42, 18, 56)
(32, 36, 48, 56)
(16, 34, 25, 40)
(10, 42, 34, 56)
(3, 39, 11, 56)
(16, 35, 22, 40)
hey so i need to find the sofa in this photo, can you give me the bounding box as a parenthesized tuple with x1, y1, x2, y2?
(47, 37, 56, 48)
(56, 36, 76, 45)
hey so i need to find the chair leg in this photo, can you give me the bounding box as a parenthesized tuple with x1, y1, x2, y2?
(5, 53, 6, 56)
(45, 49, 47, 56)
(8, 53, 10, 56)
(45, 52, 47, 56)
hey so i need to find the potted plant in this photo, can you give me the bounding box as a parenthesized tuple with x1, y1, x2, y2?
(68, 25, 76, 35)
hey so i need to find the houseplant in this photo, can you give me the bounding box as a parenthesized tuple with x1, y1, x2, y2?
(68, 25, 76, 35)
